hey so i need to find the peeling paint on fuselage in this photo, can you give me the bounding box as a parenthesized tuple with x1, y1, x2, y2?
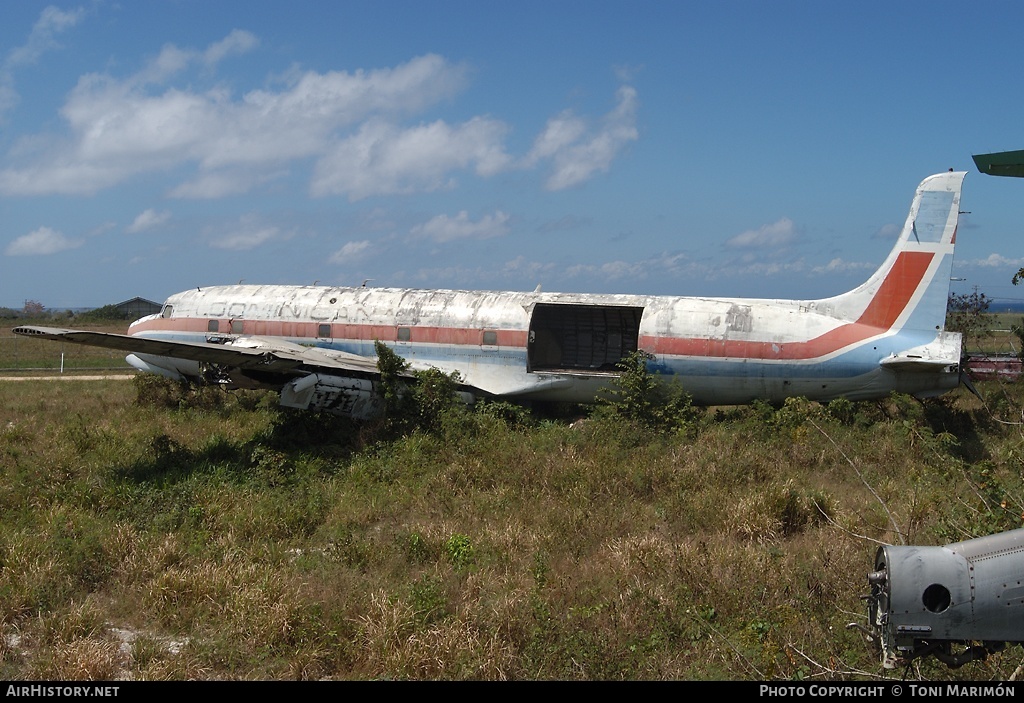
(128, 281, 956, 405)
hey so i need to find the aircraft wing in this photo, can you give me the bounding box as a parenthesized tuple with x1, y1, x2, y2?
(13, 324, 567, 402)
(973, 150, 1024, 177)
(11, 325, 383, 377)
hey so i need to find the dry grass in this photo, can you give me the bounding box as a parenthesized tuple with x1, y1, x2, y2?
(1, 371, 1023, 681)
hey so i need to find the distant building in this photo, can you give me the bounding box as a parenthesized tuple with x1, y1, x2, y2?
(113, 297, 162, 319)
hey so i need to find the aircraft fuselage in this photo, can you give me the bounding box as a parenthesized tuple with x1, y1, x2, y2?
(126, 277, 961, 406)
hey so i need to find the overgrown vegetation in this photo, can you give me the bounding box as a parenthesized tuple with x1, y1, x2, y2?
(2, 351, 1024, 681)
(76, 305, 135, 322)
(1012, 320, 1024, 361)
(947, 288, 992, 351)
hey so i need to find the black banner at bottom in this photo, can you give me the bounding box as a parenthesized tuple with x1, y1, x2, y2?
(1, 681, 1021, 698)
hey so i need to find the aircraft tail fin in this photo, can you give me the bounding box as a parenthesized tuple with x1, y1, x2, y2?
(820, 170, 965, 334)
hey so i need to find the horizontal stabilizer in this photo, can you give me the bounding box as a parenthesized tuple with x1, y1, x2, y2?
(878, 354, 959, 373)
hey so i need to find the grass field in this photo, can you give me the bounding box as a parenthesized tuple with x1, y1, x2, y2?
(1, 312, 1023, 680)
(0, 321, 131, 374)
(1, 365, 1023, 680)
(982, 313, 1024, 356)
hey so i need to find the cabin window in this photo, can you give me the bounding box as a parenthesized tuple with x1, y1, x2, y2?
(397, 327, 411, 342)
(318, 324, 331, 338)
(207, 320, 219, 333)
(482, 330, 498, 346)
(161, 305, 173, 319)
(231, 319, 244, 334)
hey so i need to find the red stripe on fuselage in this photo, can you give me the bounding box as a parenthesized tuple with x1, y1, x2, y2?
(131, 316, 530, 347)
(647, 250, 934, 360)
(133, 251, 933, 364)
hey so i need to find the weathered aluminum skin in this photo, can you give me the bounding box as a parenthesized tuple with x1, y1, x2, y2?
(870, 528, 1024, 667)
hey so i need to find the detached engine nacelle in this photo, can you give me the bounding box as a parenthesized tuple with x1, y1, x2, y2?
(279, 373, 386, 420)
(860, 528, 1024, 668)
(279, 373, 476, 420)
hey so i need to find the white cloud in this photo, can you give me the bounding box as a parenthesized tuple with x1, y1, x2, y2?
(566, 251, 697, 283)
(873, 223, 901, 240)
(404, 257, 559, 289)
(203, 30, 259, 67)
(524, 111, 586, 165)
(1, 5, 86, 118)
(529, 85, 639, 191)
(329, 240, 372, 264)
(588, 260, 650, 281)
(89, 220, 117, 237)
(410, 210, 510, 243)
(8, 6, 86, 68)
(0, 28, 637, 202)
(132, 30, 257, 85)
(209, 217, 281, 250)
(126, 208, 171, 233)
(964, 253, 1024, 268)
(810, 257, 874, 275)
(0, 50, 471, 197)
(169, 169, 286, 199)
(5, 226, 82, 255)
(499, 256, 558, 282)
(726, 217, 798, 249)
(731, 260, 807, 278)
(311, 117, 511, 200)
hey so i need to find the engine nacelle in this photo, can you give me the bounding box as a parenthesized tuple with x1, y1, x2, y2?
(859, 528, 1024, 668)
(279, 373, 385, 420)
(279, 373, 476, 420)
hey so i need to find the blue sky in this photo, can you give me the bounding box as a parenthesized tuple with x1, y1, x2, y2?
(3, 1, 1024, 311)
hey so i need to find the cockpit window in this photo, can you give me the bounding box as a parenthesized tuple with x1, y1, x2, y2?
(161, 305, 173, 318)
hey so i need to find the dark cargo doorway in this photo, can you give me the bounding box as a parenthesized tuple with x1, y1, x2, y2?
(527, 303, 643, 372)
